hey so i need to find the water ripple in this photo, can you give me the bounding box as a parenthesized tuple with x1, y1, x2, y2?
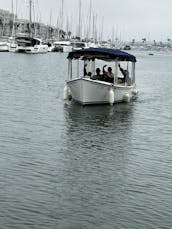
(0, 52, 172, 228)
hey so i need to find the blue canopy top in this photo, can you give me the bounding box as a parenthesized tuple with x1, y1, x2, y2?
(67, 47, 136, 62)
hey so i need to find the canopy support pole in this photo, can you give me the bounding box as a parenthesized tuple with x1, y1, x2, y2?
(132, 62, 135, 85)
(77, 59, 79, 78)
(114, 61, 118, 84)
(68, 59, 72, 80)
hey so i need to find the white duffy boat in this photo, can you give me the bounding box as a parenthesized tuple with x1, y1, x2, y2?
(64, 48, 138, 105)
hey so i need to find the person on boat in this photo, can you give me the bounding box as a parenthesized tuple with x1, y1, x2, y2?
(91, 68, 102, 80)
(84, 64, 92, 78)
(107, 67, 114, 81)
(102, 64, 107, 74)
(102, 65, 114, 83)
(84, 64, 88, 76)
(118, 64, 130, 84)
(87, 72, 92, 77)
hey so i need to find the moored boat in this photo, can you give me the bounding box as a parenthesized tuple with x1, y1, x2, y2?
(0, 37, 10, 52)
(11, 0, 48, 54)
(71, 40, 87, 50)
(51, 40, 73, 52)
(0, 42, 9, 52)
(13, 36, 48, 54)
(64, 48, 138, 105)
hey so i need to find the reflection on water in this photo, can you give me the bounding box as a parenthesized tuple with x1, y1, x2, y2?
(64, 102, 135, 151)
(62, 101, 136, 191)
(55, 102, 138, 229)
(65, 101, 134, 130)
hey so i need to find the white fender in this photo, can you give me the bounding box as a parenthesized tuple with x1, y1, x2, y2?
(109, 88, 115, 105)
(132, 88, 138, 96)
(64, 85, 70, 100)
(123, 93, 130, 102)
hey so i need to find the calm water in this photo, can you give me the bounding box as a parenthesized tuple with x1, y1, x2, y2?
(0, 51, 172, 229)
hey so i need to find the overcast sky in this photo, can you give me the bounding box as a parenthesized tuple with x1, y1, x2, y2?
(1, 0, 171, 42)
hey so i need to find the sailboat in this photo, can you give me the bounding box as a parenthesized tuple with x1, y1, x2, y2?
(8, 0, 18, 52)
(50, 0, 73, 53)
(0, 13, 10, 51)
(14, 0, 48, 54)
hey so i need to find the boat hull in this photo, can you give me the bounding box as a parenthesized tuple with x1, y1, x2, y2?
(66, 78, 137, 105)
(25, 45, 48, 54)
(51, 45, 72, 53)
(0, 43, 9, 52)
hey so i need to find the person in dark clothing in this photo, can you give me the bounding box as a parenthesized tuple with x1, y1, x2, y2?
(84, 64, 87, 76)
(102, 65, 107, 74)
(91, 68, 102, 80)
(118, 64, 130, 84)
(102, 65, 114, 83)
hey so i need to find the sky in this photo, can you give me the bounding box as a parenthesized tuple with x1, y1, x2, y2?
(1, 0, 172, 42)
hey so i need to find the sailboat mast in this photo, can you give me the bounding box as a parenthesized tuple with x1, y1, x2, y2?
(58, 0, 64, 40)
(29, 0, 32, 23)
(12, 0, 18, 38)
(61, 0, 64, 33)
(11, 0, 14, 37)
(88, 0, 92, 41)
(29, 0, 32, 37)
(78, 0, 81, 39)
(11, 0, 14, 14)
(100, 16, 104, 43)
